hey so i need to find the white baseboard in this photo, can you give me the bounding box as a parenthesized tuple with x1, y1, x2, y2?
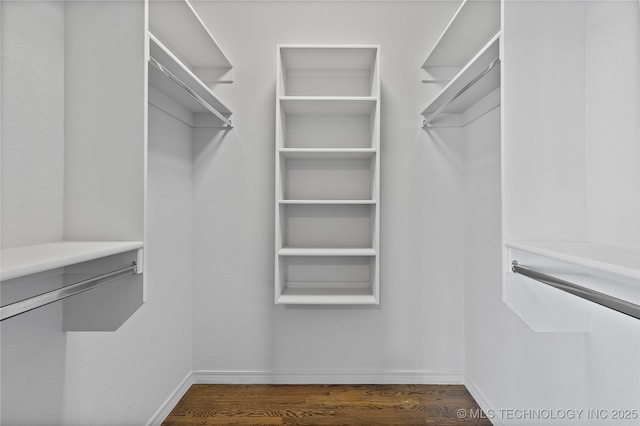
(465, 375, 502, 426)
(147, 371, 194, 426)
(192, 369, 465, 385)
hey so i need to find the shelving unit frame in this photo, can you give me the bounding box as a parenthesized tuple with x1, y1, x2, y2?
(275, 44, 380, 304)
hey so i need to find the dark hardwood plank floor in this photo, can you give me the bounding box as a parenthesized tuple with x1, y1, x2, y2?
(162, 384, 492, 425)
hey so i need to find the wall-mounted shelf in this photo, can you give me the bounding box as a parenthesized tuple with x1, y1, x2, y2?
(504, 241, 640, 332)
(422, 0, 501, 73)
(421, 33, 500, 127)
(148, 0, 232, 78)
(276, 45, 380, 305)
(1, 241, 143, 282)
(420, 0, 501, 128)
(149, 33, 232, 127)
(506, 241, 640, 280)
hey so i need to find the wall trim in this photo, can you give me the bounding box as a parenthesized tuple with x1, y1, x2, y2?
(147, 371, 194, 426)
(464, 375, 502, 426)
(192, 369, 465, 385)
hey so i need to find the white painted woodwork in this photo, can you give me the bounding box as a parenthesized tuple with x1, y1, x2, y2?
(0, 241, 143, 281)
(421, 33, 500, 126)
(420, 0, 500, 127)
(422, 0, 500, 69)
(506, 241, 640, 280)
(275, 45, 380, 304)
(149, 34, 231, 117)
(147, 0, 233, 127)
(148, 0, 232, 71)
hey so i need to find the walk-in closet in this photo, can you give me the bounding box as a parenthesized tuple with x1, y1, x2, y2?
(1, 0, 638, 424)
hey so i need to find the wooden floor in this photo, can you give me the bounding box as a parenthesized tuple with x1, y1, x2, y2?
(162, 384, 492, 425)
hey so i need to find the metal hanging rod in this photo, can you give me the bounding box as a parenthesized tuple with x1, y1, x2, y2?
(149, 56, 233, 128)
(422, 56, 500, 128)
(0, 263, 138, 322)
(511, 261, 640, 321)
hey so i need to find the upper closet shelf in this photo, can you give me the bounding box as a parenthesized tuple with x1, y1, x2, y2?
(1, 241, 143, 282)
(506, 241, 640, 281)
(422, 0, 501, 71)
(421, 33, 500, 127)
(148, 0, 232, 76)
(149, 33, 232, 127)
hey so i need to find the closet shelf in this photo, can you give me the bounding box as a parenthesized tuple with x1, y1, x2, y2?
(279, 248, 377, 257)
(148, 0, 232, 72)
(279, 148, 376, 160)
(421, 33, 500, 127)
(1, 241, 143, 282)
(278, 200, 376, 205)
(149, 33, 232, 127)
(277, 288, 378, 305)
(422, 0, 500, 69)
(279, 200, 377, 205)
(280, 97, 376, 115)
(506, 241, 640, 280)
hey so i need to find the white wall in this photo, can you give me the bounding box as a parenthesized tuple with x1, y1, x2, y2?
(585, 1, 639, 249)
(60, 107, 194, 424)
(1, 1, 194, 423)
(1, 3, 66, 420)
(502, 1, 588, 243)
(0, 0, 65, 249)
(190, 0, 467, 380)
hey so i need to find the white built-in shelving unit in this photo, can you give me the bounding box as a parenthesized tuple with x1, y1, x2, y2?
(1, 0, 233, 329)
(275, 45, 380, 304)
(420, 0, 501, 127)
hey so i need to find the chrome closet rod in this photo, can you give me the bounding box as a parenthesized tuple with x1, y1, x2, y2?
(149, 56, 233, 128)
(511, 261, 640, 321)
(0, 263, 138, 321)
(422, 56, 500, 128)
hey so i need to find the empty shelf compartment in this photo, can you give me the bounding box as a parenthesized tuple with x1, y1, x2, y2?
(276, 256, 378, 304)
(279, 204, 375, 249)
(279, 45, 378, 97)
(281, 157, 375, 200)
